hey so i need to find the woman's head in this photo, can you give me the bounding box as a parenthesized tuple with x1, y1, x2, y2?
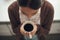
(17, 0, 44, 10)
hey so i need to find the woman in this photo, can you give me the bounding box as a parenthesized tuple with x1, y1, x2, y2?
(8, 0, 54, 40)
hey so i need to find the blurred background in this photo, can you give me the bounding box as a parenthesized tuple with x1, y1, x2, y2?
(0, 0, 60, 40)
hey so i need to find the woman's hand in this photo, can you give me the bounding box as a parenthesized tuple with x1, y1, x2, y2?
(20, 26, 32, 38)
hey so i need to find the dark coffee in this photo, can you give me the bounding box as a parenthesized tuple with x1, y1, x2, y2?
(24, 23, 33, 32)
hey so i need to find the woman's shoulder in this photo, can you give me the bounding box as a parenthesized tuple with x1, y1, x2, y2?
(44, 1, 54, 11)
(8, 1, 19, 11)
(41, 1, 54, 15)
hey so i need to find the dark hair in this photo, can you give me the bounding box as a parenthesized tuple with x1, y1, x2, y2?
(17, 0, 41, 10)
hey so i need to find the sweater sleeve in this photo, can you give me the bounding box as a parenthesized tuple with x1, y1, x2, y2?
(8, 2, 25, 40)
(37, 1, 54, 40)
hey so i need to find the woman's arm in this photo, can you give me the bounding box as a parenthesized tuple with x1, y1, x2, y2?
(8, 1, 25, 40)
(37, 1, 54, 40)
